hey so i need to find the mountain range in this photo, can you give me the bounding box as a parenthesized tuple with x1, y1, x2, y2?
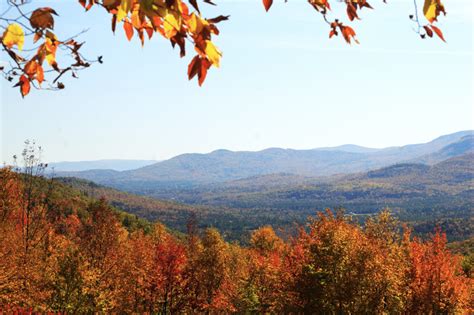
(55, 131, 473, 189)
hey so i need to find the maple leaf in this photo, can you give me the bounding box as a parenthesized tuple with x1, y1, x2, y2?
(341, 26, 359, 44)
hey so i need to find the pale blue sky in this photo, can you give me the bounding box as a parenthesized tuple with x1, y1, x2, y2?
(1, 0, 473, 163)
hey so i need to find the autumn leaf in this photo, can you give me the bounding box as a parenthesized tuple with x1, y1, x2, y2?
(36, 65, 45, 84)
(30, 8, 58, 30)
(164, 13, 181, 38)
(15, 75, 30, 97)
(204, 40, 221, 67)
(263, 0, 273, 12)
(430, 25, 446, 42)
(188, 13, 204, 34)
(117, 0, 133, 21)
(423, 25, 433, 37)
(2, 23, 25, 51)
(207, 15, 230, 24)
(123, 20, 134, 41)
(44, 38, 58, 66)
(423, 0, 445, 23)
(341, 26, 359, 44)
(24, 60, 37, 77)
(346, 3, 359, 21)
(188, 55, 211, 85)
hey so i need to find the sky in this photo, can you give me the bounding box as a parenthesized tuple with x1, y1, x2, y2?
(1, 0, 473, 163)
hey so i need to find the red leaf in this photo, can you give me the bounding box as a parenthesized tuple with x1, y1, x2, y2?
(188, 55, 201, 81)
(263, 0, 273, 12)
(346, 3, 359, 21)
(111, 14, 117, 33)
(198, 58, 211, 86)
(423, 25, 433, 38)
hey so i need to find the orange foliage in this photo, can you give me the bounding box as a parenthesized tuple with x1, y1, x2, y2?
(0, 169, 471, 312)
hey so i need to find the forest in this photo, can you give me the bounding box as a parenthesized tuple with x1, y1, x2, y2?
(0, 159, 472, 313)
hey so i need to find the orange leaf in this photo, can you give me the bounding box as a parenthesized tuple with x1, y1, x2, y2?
(341, 26, 358, 44)
(18, 75, 31, 98)
(36, 65, 44, 84)
(123, 20, 134, 41)
(430, 25, 446, 42)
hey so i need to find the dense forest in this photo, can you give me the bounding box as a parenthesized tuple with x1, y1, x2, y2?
(55, 154, 474, 243)
(1, 164, 472, 313)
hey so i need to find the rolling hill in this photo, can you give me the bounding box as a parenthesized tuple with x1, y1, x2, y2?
(55, 154, 473, 241)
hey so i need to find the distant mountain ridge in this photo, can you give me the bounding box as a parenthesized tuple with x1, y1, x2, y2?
(48, 159, 159, 172)
(55, 131, 473, 187)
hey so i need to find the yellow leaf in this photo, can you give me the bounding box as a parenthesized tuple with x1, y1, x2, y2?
(2, 23, 25, 51)
(44, 38, 57, 66)
(163, 13, 180, 38)
(423, 0, 443, 23)
(188, 13, 203, 34)
(204, 40, 221, 68)
(117, 0, 133, 21)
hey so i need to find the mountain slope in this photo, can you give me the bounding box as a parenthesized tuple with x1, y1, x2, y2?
(140, 154, 473, 223)
(414, 135, 474, 165)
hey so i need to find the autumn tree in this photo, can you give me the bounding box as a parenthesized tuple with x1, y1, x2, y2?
(407, 229, 471, 313)
(288, 210, 411, 313)
(183, 227, 235, 312)
(1, 0, 447, 97)
(150, 224, 187, 313)
(74, 199, 126, 312)
(0, 142, 68, 310)
(242, 226, 285, 312)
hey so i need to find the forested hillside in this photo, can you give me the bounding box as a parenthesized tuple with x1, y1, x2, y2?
(1, 167, 472, 313)
(100, 154, 471, 240)
(51, 153, 473, 242)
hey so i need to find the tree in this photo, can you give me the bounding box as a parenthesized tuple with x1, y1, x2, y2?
(407, 229, 471, 313)
(1, 0, 447, 97)
(183, 228, 235, 312)
(0, 143, 69, 310)
(244, 226, 285, 312)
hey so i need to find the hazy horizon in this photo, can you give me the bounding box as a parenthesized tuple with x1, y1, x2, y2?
(6, 129, 471, 164)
